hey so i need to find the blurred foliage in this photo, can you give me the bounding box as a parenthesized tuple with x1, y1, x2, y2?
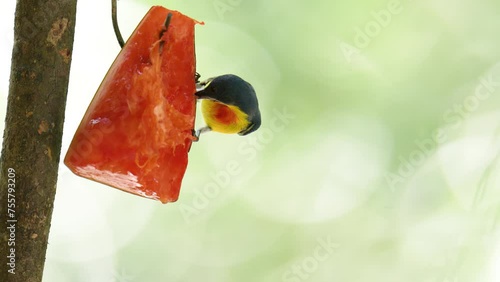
(2, 0, 500, 281)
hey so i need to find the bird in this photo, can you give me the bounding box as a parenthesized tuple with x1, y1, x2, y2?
(194, 74, 261, 139)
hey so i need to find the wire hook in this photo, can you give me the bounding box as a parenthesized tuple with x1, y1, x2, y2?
(112, 0, 174, 50)
(111, 0, 125, 48)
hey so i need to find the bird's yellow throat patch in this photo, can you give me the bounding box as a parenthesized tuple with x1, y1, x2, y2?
(201, 100, 250, 134)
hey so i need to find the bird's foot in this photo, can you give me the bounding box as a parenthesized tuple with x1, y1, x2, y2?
(192, 126, 211, 142)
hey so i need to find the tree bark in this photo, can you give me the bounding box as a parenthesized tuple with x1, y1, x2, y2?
(0, 0, 77, 281)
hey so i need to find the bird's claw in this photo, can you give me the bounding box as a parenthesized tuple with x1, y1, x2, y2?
(192, 126, 211, 142)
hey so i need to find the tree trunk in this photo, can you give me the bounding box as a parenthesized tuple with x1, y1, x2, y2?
(0, 0, 77, 281)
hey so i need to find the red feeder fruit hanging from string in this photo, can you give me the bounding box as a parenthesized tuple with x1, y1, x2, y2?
(64, 6, 202, 203)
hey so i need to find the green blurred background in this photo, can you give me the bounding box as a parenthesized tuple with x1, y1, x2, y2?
(1, 0, 500, 281)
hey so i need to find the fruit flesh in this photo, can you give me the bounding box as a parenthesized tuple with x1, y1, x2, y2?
(64, 6, 200, 203)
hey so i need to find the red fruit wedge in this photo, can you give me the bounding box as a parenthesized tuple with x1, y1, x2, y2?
(64, 6, 201, 203)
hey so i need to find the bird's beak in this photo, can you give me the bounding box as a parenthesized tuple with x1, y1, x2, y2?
(238, 123, 255, 136)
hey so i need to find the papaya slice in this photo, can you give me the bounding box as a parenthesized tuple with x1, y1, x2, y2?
(64, 6, 201, 203)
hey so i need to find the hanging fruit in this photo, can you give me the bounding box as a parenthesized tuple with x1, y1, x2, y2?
(64, 6, 201, 203)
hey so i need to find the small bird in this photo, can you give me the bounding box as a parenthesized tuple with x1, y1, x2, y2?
(194, 74, 261, 139)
